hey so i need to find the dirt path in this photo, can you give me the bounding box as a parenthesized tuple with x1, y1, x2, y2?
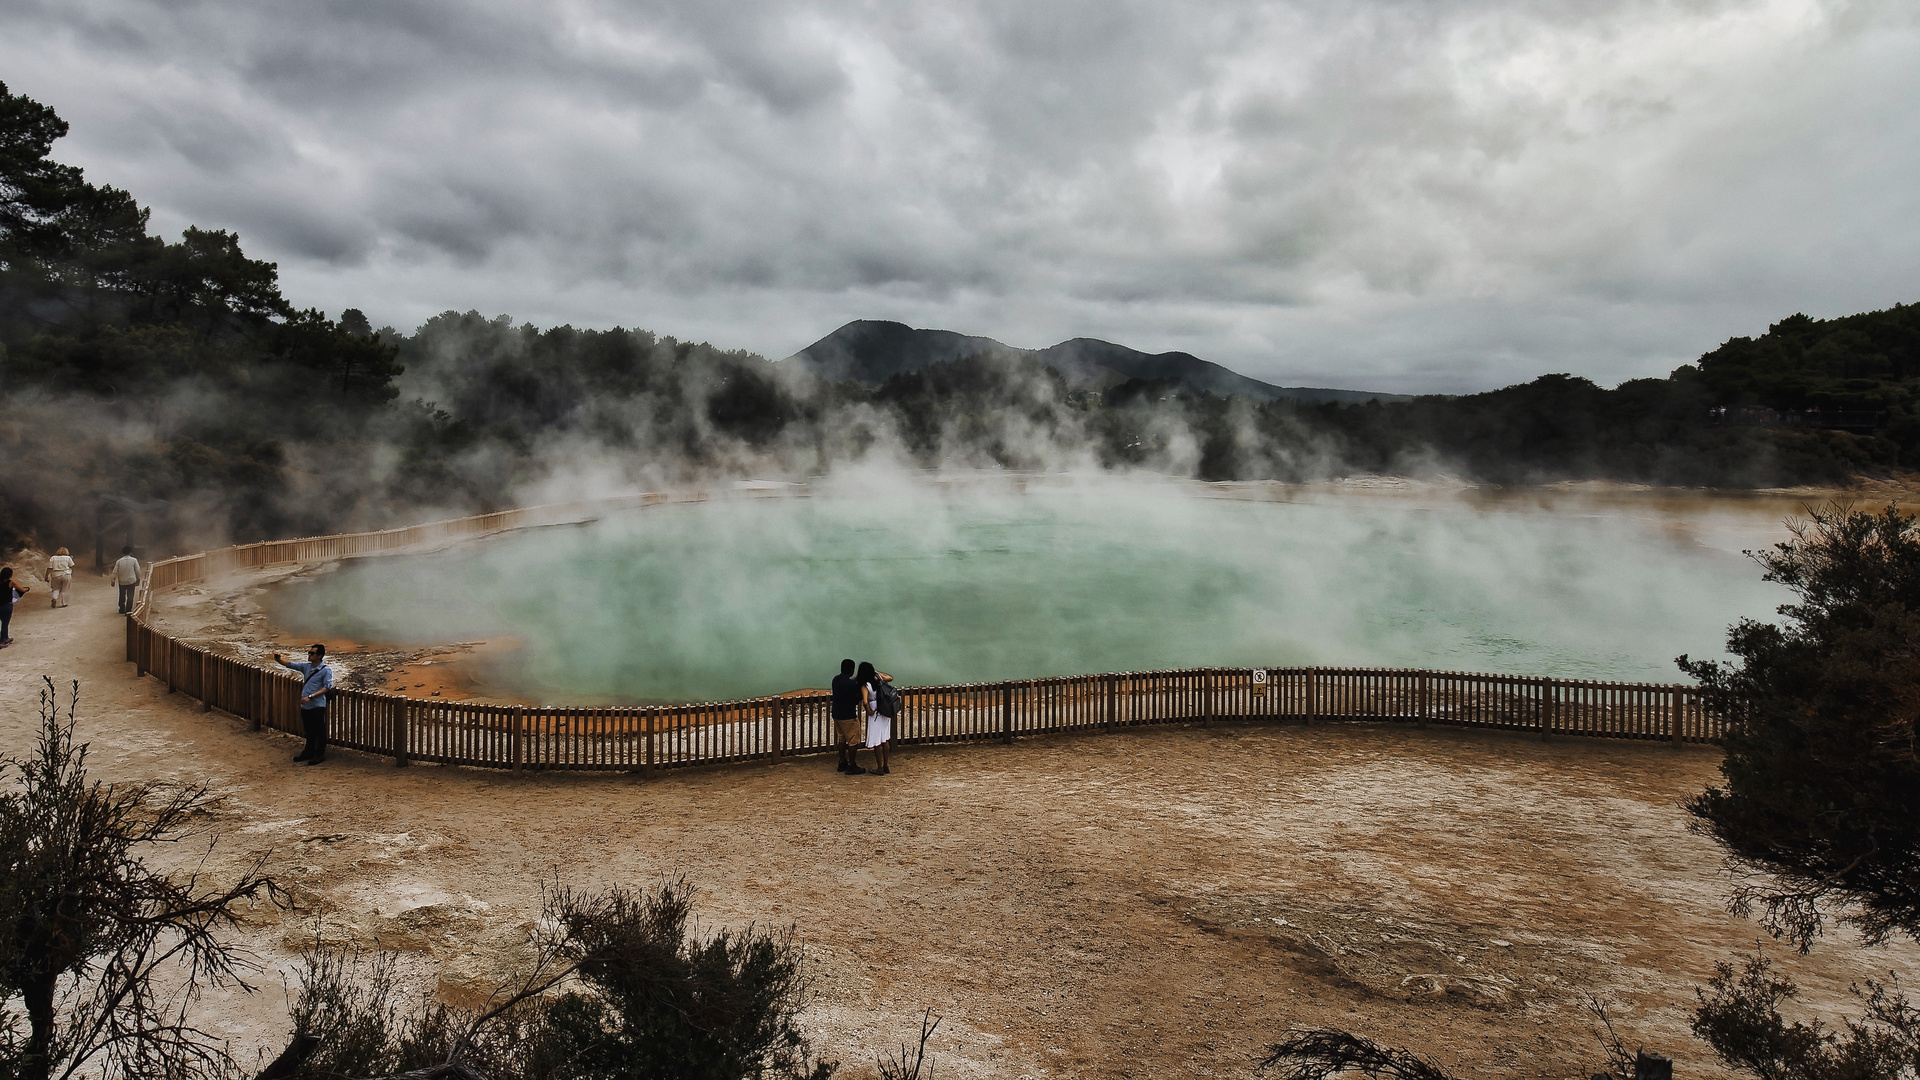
(5, 568, 1918, 1079)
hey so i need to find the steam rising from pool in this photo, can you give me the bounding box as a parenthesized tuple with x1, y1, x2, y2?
(270, 483, 1792, 703)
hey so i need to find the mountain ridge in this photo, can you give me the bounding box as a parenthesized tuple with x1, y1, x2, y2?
(783, 320, 1408, 404)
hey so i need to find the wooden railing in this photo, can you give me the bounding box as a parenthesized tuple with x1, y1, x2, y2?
(141, 492, 695, 592)
(125, 495, 1724, 775)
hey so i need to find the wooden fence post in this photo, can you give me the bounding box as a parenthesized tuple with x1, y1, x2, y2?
(1001, 683, 1013, 744)
(1105, 674, 1116, 732)
(644, 708, 656, 779)
(1672, 688, 1685, 746)
(772, 700, 785, 759)
(201, 652, 212, 711)
(1304, 667, 1316, 726)
(1417, 672, 1428, 729)
(1202, 670, 1213, 727)
(510, 706, 524, 776)
(394, 701, 410, 767)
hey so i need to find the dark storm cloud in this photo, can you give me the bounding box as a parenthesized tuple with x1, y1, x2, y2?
(5, 0, 1917, 391)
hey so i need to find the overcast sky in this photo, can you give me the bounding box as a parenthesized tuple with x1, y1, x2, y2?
(5, 0, 1917, 392)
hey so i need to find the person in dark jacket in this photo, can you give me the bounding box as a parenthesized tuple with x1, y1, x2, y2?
(0, 567, 27, 646)
(831, 658, 866, 774)
(274, 644, 334, 765)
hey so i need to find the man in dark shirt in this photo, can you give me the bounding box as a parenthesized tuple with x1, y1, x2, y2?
(830, 657, 866, 774)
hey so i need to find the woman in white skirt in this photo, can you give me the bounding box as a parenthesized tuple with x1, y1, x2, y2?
(45, 547, 74, 608)
(856, 661, 894, 775)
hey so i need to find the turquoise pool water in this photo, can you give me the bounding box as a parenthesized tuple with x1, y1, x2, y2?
(268, 485, 1793, 703)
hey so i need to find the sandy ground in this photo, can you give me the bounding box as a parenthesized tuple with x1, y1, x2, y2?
(6, 566, 1920, 1079)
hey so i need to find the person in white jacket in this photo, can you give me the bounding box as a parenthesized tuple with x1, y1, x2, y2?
(113, 547, 140, 614)
(857, 661, 896, 776)
(45, 547, 74, 608)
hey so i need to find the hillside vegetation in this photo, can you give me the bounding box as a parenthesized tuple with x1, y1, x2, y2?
(785, 319, 1404, 403)
(3, 80, 1918, 558)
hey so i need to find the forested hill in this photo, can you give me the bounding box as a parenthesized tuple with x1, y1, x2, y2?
(3, 78, 1919, 561)
(786, 319, 1405, 404)
(1690, 308, 1920, 414)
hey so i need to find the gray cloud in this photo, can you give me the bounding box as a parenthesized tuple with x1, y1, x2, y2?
(4, 0, 1916, 392)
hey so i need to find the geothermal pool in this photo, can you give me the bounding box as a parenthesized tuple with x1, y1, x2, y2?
(269, 483, 1797, 703)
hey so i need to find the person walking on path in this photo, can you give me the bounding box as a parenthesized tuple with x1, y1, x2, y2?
(45, 547, 74, 608)
(831, 658, 867, 775)
(113, 547, 140, 614)
(858, 661, 896, 776)
(0, 567, 28, 646)
(275, 644, 334, 765)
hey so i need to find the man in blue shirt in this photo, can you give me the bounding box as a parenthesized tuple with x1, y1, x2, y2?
(274, 644, 334, 765)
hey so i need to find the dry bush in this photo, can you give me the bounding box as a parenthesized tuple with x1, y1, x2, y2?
(1690, 950, 1920, 1080)
(272, 875, 836, 1080)
(0, 678, 280, 1080)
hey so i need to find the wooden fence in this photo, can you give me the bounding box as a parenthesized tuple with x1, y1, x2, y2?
(125, 494, 1725, 775)
(141, 492, 693, 592)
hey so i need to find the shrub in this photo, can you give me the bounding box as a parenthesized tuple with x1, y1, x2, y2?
(277, 876, 836, 1080)
(0, 678, 279, 1080)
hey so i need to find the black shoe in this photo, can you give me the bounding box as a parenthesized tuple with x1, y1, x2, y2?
(878, 766, 890, 775)
(294, 754, 311, 762)
(846, 765, 867, 775)
(836, 760, 849, 772)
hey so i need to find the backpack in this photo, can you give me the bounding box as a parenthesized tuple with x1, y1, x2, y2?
(873, 679, 901, 720)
